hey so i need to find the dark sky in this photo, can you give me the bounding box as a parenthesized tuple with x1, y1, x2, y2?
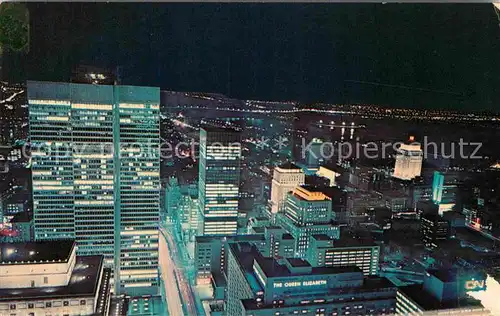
(15, 4, 500, 111)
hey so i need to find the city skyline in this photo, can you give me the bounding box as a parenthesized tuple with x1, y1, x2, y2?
(1, 3, 500, 316)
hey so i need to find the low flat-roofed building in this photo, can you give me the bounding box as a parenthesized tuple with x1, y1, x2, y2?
(194, 234, 267, 285)
(194, 229, 295, 286)
(396, 285, 489, 315)
(306, 233, 380, 275)
(0, 240, 111, 316)
(226, 242, 397, 316)
(396, 268, 489, 315)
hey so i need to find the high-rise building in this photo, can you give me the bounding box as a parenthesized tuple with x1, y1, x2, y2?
(198, 126, 242, 236)
(432, 170, 461, 214)
(28, 81, 160, 296)
(226, 242, 397, 316)
(270, 162, 305, 214)
(421, 213, 450, 249)
(305, 138, 325, 168)
(306, 234, 380, 276)
(393, 138, 423, 181)
(277, 186, 340, 257)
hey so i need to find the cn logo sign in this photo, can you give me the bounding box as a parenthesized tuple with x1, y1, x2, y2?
(464, 280, 485, 291)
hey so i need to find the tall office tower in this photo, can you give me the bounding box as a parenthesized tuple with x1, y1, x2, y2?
(28, 81, 160, 296)
(198, 126, 241, 236)
(277, 186, 340, 257)
(305, 138, 325, 168)
(432, 170, 461, 214)
(393, 137, 423, 181)
(270, 162, 304, 214)
(421, 213, 450, 249)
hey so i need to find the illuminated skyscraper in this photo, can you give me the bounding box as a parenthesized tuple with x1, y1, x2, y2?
(432, 170, 461, 214)
(270, 162, 305, 214)
(198, 126, 241, 236)
(421, 213, 450, 249)
(28, 81, 160, 296)
(393, 137, 423, 181)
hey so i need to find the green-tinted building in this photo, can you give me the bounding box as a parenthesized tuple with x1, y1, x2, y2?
(277, 186, 340, 258)
(28, 81, 160, 296)
(306, 234, 380, 276)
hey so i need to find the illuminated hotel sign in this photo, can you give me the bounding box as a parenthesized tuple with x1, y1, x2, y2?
(273, 280, 327, 288)
(464, 279, 486, 291)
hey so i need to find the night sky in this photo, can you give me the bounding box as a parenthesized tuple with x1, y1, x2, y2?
(13, 4, 500, 111)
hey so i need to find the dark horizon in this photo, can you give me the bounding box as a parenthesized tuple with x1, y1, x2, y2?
(4, 3, 500, 112)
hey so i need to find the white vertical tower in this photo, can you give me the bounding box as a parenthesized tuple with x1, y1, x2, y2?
(393, 138, 423, 181)
(270, 162, 305, 214)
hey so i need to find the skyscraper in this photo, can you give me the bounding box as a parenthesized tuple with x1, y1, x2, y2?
(432, 170, 461, 214)
(198, 126, 241, 236)
(421, 213, 450, 249)
(270, 162, 305, 214)
(393, 137, 423, 181)
(28, 81, 160, 296)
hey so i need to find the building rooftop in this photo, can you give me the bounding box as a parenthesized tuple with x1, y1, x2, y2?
(200, 124, 241, 133)
(311, 233, 377, 248)
(427, 269, 459, 283)
(319, 163, 345, 174)
(256, 250, 362, 277)
(292, 186, 331, 202)
(0, 255, 107, 302)
(422, 213, 449, 223)
(277, 162, 300, 170)
(398, 284, 483, 311)
(251, 227, 265, 234)
(241, 276, 396, 311)
(211, 272, 227, 288)
(195, 234, 265, 244)
(0, 240, 74, 265)
(286, 258, 310, 268)
(10, 211, 32, 223)
(282, 233, 294, 240)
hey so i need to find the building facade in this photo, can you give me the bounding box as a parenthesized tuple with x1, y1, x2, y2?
(393, 143, 423, 181)
(28, 81, 160, 295)
(194, 234, 267, 285)
(0, 240, 111, 316)
(198, 126, 241, 236)
(396, 269, 489, 315)
(432, 170, 461, 214)
(421, 213, 450, 249)
(278, 186, 340, 258)
(306, 234, 380, 276)
(270, 163, 305, 214)
(226, 242, 397, 316)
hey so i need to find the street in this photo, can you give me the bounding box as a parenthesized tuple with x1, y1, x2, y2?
(159, 224, 198, 316)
